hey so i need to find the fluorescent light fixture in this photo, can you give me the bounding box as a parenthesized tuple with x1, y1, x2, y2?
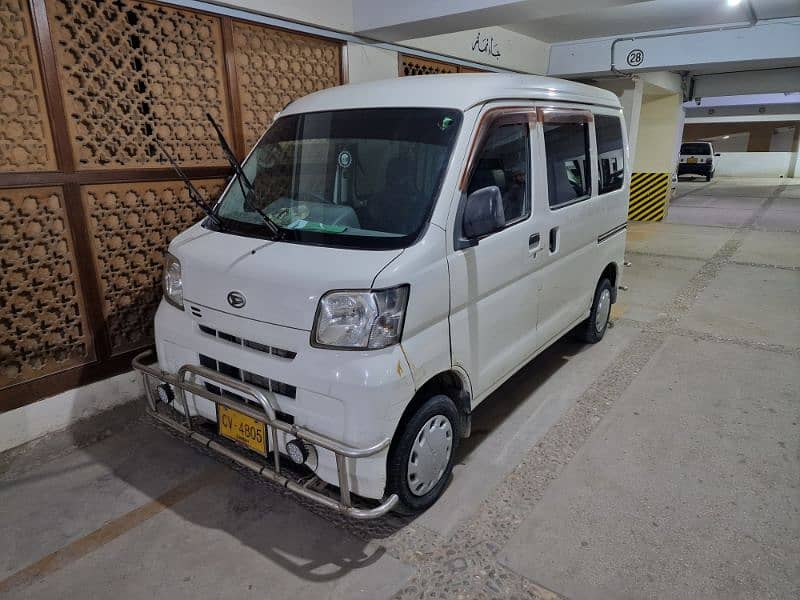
(727, 0, 742, 6)
(723, 135, 730, 139)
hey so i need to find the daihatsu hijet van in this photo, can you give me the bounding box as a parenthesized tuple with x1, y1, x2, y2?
(678, 141, 717, 181)
(134, 74, 629, 518)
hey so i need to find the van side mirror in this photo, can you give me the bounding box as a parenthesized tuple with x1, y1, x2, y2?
(462, 186, 505, 242)
(714, 153, 721, 157)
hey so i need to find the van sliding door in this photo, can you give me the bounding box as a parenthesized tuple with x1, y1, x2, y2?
(534, 107, 600, 344)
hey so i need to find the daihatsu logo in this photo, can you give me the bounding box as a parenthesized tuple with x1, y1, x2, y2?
(227, 291, 246, 309)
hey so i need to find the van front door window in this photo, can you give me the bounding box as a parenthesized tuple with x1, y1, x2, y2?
(466, 121, 531, 225)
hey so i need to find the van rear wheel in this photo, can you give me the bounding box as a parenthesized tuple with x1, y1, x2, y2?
(387, 394, 460, 514)
(578, 278, 613, 344)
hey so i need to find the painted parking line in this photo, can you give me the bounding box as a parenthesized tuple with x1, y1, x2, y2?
(0, 469, 222, 595)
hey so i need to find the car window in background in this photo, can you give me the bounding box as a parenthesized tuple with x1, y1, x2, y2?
(681, 143, 711, 155)
(595, 114, 624, 194)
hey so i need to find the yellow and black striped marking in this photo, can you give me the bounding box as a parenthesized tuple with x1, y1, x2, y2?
(628, 172, 670, 221)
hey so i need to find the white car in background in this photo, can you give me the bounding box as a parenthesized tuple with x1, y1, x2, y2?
(678, 141, 718, 181)
(134, 74, 630, 517)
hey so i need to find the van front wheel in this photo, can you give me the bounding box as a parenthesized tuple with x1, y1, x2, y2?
(578, 278, 613, 343)
(387, 394, 460, 513)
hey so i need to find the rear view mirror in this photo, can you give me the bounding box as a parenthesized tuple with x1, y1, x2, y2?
(463, 186, 505, 241)
(714, 153, 721, 157)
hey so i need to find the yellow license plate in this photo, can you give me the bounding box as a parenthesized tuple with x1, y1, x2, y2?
(218, 405, 267, 455)
(687, 157, 697, 164)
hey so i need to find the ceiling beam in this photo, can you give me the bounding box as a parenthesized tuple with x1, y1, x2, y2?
(549, 19, 800, 78)
(693, 68, 800, 98)
(352, 0, 647, 42)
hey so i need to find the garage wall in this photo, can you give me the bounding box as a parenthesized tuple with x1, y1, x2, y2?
(714, 152, 798, 178)
(346, 43, 399, 82)
(683, 121, 799, 152)
(0, 0, 344, 411)
(399, 26, 549, 74)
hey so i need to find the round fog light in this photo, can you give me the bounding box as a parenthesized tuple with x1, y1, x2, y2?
(156, 383, 175, 404)
(286, 439, 309, 465)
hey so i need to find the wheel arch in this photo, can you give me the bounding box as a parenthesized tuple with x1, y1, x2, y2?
(600, 261, 620, 302)
(391, 369, 473, 451)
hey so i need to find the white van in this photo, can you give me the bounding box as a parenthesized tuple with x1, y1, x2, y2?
(678, 141, 717, 181)
(134, 74, 629, 518)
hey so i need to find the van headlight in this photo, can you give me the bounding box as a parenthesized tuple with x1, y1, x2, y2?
(313, 285, 409, 350)
(163, 252, 184, 310)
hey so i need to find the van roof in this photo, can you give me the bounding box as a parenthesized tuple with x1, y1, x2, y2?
(282, 73, 622, 115)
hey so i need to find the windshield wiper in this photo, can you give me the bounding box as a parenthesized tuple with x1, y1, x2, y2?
(154, 137, 226, 231)
(206, 113, 280, 239)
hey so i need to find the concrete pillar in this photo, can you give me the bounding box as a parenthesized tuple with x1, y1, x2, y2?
(589, 77, 643, 160)
(633, 91, 684, 173)
(789, 124, 800, 179)
(628, 75, 684, 221)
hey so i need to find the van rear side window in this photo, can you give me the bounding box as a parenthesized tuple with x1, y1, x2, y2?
(595, 115, 624, 194)
(543, 120, 591, 208)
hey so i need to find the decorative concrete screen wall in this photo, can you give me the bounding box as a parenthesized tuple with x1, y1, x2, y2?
(399, 54, 483, 76)
(0, 0, 343, 410)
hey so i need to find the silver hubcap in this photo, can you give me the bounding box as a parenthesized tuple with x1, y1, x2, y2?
(407, 415, 453, 496)
(595, 288, 612, 333)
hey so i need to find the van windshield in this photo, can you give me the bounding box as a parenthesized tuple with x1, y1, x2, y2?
(681, 143, 711, 155)
(212, 107, 462, 249)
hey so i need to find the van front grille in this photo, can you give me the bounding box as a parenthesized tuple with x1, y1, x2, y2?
(202, 380, 295, 425)
(198, 324, 296, 360)
(199, 354, 297, 400)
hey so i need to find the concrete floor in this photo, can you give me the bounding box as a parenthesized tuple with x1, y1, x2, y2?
(1, 177, 798, 599)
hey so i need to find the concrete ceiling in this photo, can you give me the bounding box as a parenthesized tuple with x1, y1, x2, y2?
(352, 0, 649, 41)
(504, 0, 800, 43)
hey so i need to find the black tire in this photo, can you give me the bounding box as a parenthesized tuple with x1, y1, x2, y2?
(705, 174, 712, 182)
(387, 394, 460, 514)
(577, 278, 613, 343)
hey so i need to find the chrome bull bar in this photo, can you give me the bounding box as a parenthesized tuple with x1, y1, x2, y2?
(132, 350, 398, 519)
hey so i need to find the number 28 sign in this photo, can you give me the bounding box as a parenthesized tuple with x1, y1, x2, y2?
(626, 49, 644, 67)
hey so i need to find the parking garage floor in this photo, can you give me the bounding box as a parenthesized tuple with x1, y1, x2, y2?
(1, 178, 798, 600)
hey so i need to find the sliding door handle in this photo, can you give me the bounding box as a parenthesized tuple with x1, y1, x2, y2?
(529, 233, 541, 248)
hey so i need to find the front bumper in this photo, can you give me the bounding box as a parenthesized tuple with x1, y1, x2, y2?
(132, 350, 399, 519)
(154, 299, 416, 500)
